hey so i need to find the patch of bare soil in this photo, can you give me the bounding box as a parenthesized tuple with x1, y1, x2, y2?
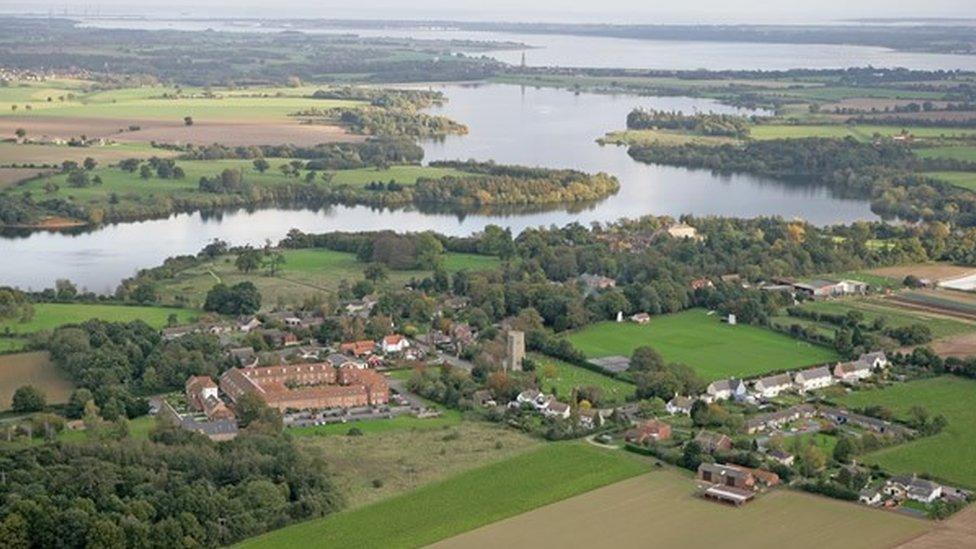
(896, 505, 976, 549)
(115, 121, 364, 146)
(928, 332, 976, 359)
(0, 167, 47, 188)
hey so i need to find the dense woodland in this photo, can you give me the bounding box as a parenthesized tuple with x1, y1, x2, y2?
(626, 109, 752, 137)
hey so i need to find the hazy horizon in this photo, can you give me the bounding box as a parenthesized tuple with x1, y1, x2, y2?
(4, 0, 976, 25)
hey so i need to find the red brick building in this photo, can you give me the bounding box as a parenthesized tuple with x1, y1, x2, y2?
(624, 419, 672, 445)
(219, 363, 389, 411)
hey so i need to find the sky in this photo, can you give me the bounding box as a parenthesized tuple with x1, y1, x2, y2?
(5, 0, 976, 24)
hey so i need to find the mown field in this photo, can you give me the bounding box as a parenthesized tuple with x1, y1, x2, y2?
(530, 353, 635, 405)
(751, 124, 976, 141)
(925, 171, 976, 192)
(154, 249, 499, 309)
(433, 471, 930, 549)
(236, 443, 647, 549)
(0, 351, 74, 410)
(836, 376, 976, 489)
(298, 421, 540, 509)
(0, 303, 199, 335)
(915, 145, 976, 163)
(566, 309, 839, 381)
(0, 83, 361, 121)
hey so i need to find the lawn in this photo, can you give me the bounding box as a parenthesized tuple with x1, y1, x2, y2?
(0, 303, 200, 335)
(236, 443, 647, 549)
(298, 421, 540, 509)
(530, 353, 635, 405)
(925, 171, 976, 192)
(154, 249, 499, 309)
(835, 376, 976, 489)
(797, 299, 976, 340)
(565, 309, 839, 381)
(433, 470, 930, 549)
(0, 351, 75, 410)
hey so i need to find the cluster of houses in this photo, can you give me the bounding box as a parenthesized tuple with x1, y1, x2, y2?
(859, 475, 970, 508)
(510, 389, 606, 429)
(666, 352, 889, 414)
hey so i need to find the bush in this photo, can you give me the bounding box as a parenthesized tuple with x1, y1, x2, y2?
(11, 385, 46, 412)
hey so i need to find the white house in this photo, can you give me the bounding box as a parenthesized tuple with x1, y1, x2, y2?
(858, 351, 888, 370)
(381, 334, 411, 354)
(794, 366, 835, 392)
(238, 317, 262, 333)
(705, 378, 747, 402)
(544, 400, 572, 420)
(516, 389, 548, 410)
(885, 476, 943, 504)
(752, 373, 793, 399)
(833, 361, 871, 382)
(666, 395, 695, 415)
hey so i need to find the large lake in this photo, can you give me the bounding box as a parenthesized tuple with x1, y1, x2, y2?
(0, 84, 876, 293)
(81, 18, 976, 71)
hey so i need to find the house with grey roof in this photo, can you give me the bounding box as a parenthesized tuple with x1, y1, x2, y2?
(705, 378, 747, 402)
(794, 366, 835, 391)
(885, 475, 943, 504)
(751, 373, 793, 399)
(666, 395, 696, 415)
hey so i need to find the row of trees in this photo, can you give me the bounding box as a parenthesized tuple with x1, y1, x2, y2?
(626, 108, 752, 137)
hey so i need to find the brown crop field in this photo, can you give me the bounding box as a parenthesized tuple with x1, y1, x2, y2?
(114, 121, 363, 146)
(888, 290, 976, 322)
(0, 351, 75, 409)
(0, 167, 47, 188)
(0, 143, 176, 165)
(897, 505, 976, 548)
(868, 264, 976, 283)
(433, 472, 931, 549)
(927, 332, 976, 358)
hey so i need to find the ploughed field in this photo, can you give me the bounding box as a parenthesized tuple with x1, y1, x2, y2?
(432, 471, 930, 549)
(565, 309, 839, 381)
(835, 376, 976, 489)
(0, 351, 74, 410)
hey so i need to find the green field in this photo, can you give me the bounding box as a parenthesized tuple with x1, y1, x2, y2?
(237, 442, 647, 549)
(299, 421, 540, 509)
(531, 353, 635, 405)
(565, 309, 839, 381)
(154, 249, 499, 309)
(797, 299, 975, 339)
(915, 145, 976, 163)
(836, 376, 976, 488)
(1, 83, 361, 121)
(0, 303, 199, 335)
(289, 409, 463, 437)
(751, 124, 976, 141)
(925, 171, 976, 192)
(0, 338, 26, 353)
(17, 161, 465, 205)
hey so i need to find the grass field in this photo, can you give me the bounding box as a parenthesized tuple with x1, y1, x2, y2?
(915, 145, 976, 163)
(565, 309, 839, 381)
(751, 124, 976, 141)
(16, 161, 465, 205)
(530, 353, 635, 405)
(237, 443, 647, 549)
(289, 409, 463, 437)
(836, 376, 976, 489)
(0, 338, 26, 353)
(298, 421, 540, 508)
(925, 171, 976, 192)
(0, 351, 75, 410)
(0, 303, 199, 335)
(797, 299, 976, 340)
(433, 471, 930, 549)
(155, 249, 499, 309)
